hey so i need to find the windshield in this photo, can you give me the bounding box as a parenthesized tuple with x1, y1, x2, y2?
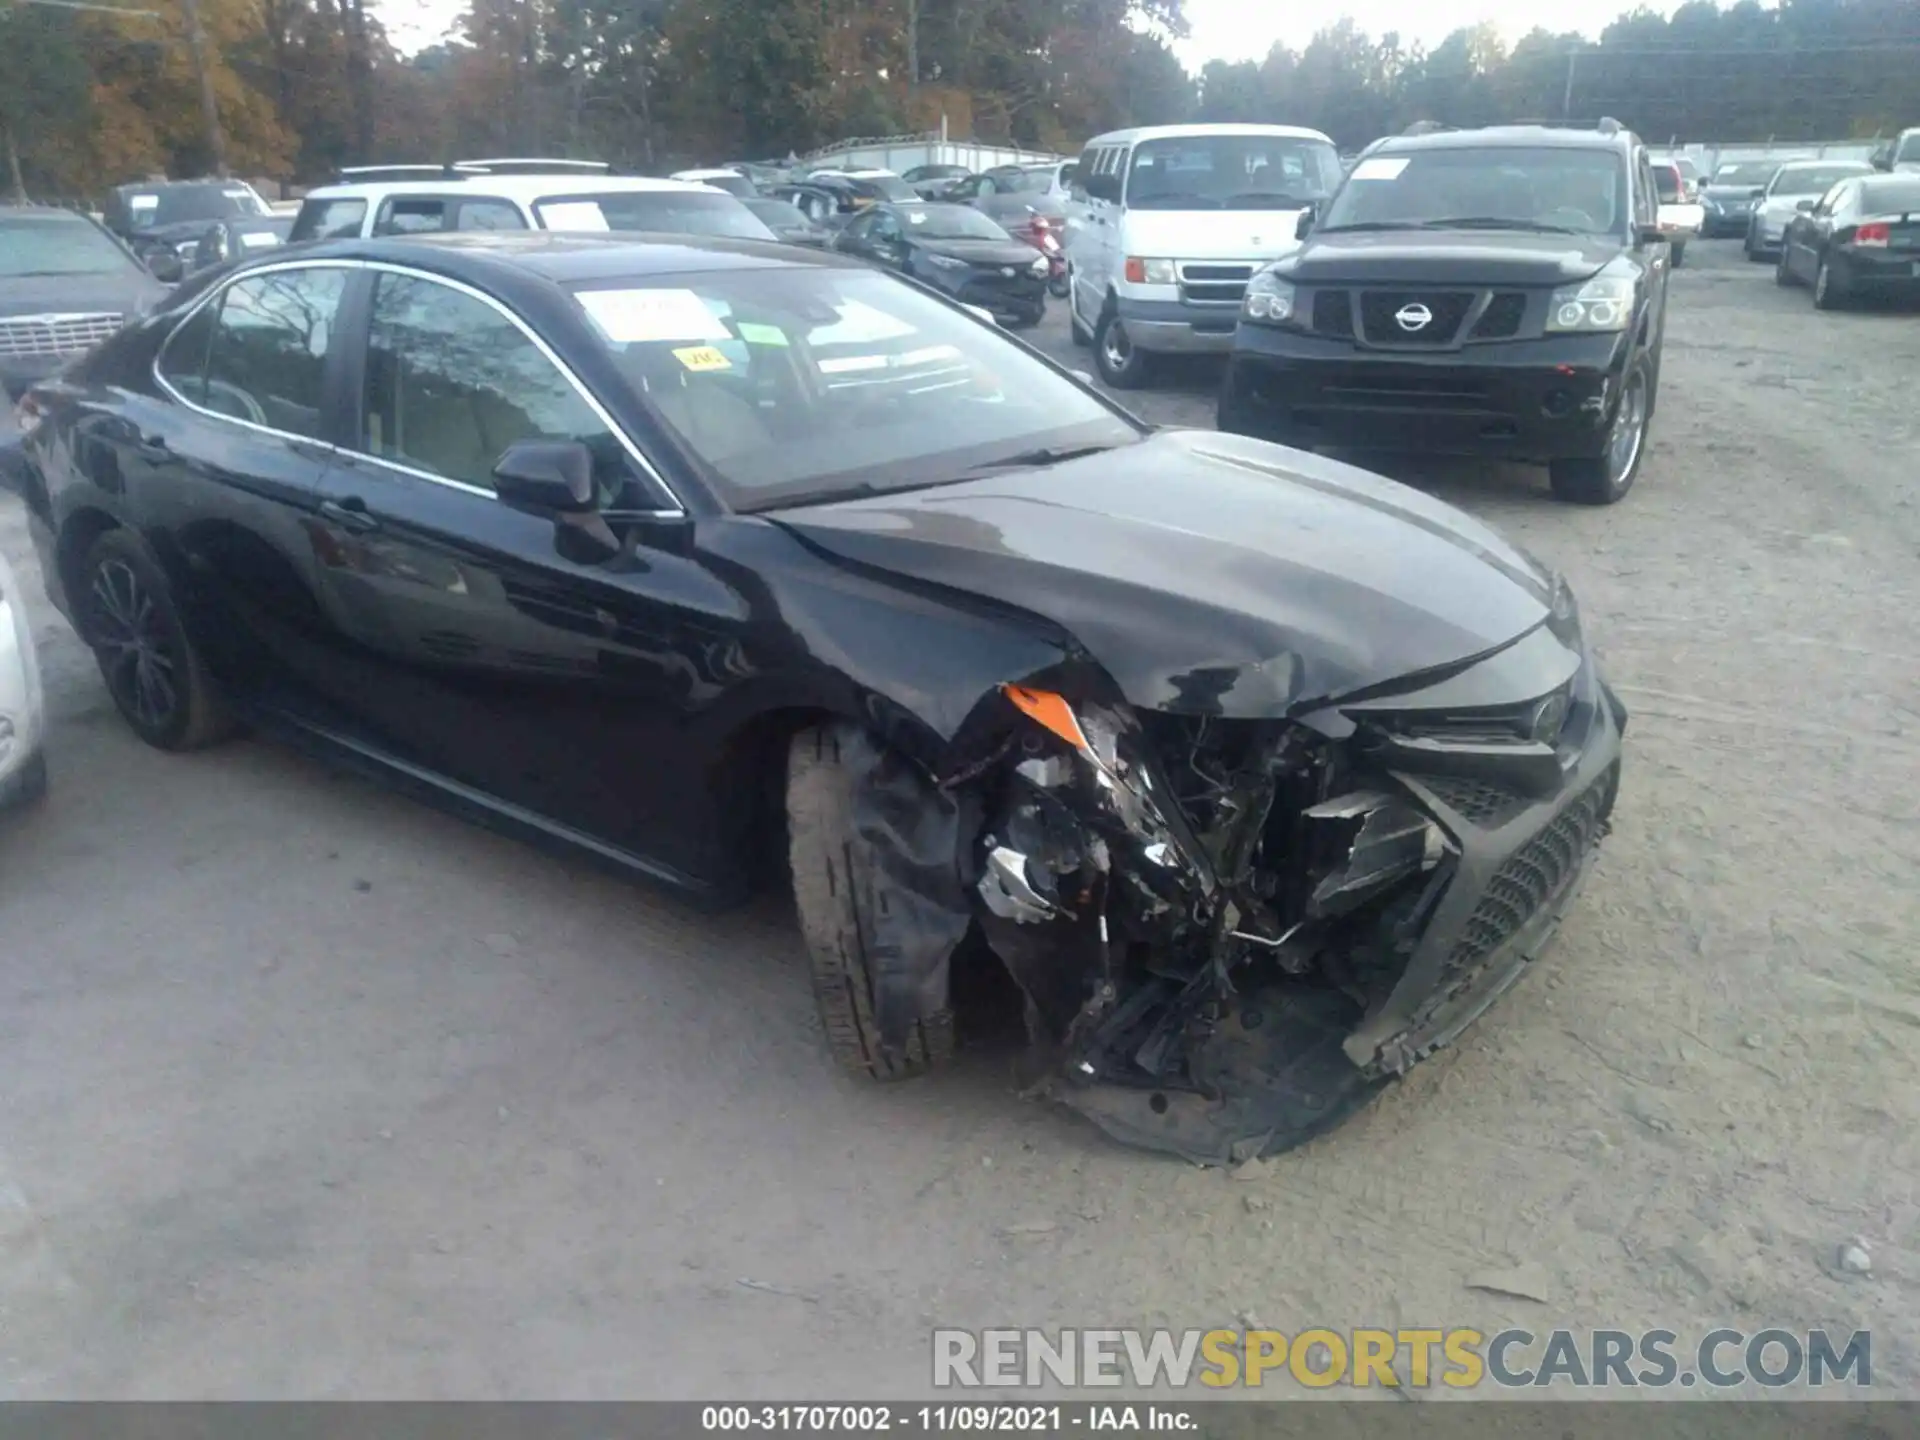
(1712, 162, 1777, 187)
(1896, 135, 1920, 163)
(568, 268, 1135, 510)
(1860, 177, 1920, 212)
(900, 204, 1010, 241)
(693, 174, 756, 198)
(0, 215, 141, 278)
(993, 169, 1054, 195)
(1124, 134, 1342, 210)
(534, 191, 776, 240)
(1320, 145, 1626, 236)
(125, 184, 268, 231)
(1769, 165, 1869, 197)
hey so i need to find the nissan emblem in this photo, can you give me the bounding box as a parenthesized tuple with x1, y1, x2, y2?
(1395, 302, 1434, 332)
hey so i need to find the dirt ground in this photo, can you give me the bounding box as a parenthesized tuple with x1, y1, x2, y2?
(1, 241, 1916, 1399)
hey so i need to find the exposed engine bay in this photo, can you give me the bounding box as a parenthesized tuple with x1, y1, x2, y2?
(843, 645, 1625, 1166)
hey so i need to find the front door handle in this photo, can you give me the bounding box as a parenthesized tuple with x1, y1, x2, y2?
(319, 497, 380, 534)
(135, 434, 170, 462)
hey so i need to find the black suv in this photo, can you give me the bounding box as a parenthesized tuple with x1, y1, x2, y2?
(1217, 121, 1670, 505)
(102, 179, 274, 282)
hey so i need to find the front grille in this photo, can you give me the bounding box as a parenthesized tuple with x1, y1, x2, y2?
(0, 312, 124, 359)
(1179, 261, 1254, 306)
(1471, 293, 1528, 340)
(1419, 776, 1530, 828)
(1359, 291, 1473, 345)
(1319, 374, 1491, 409)
(1311, 290, 1353, 337)
(1433, 763, 1617, 1001)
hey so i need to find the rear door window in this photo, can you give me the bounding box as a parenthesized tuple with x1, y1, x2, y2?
(456, 198, 529, 231)
(374, 197, 453, 236)
(290, 198, 367, 242)
(196, 268, 349, 437)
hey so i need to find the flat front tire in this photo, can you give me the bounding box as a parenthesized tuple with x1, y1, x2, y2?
(78, 529, 234, 751)
(787, 724, 955, 1081)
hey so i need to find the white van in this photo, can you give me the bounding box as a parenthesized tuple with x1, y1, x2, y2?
(1064, 123, 1343, 387)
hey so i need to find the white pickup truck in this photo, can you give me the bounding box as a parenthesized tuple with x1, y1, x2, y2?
(1653, 161, 1703, 266)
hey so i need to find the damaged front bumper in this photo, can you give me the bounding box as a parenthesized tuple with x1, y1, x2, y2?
(956, 621, 1626, 1166)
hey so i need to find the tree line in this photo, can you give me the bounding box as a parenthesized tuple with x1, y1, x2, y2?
(2, 0, 1916, 200)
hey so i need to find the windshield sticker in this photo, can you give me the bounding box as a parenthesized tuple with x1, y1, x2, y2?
(576, 288, 731, 344)
(1351, 157, 1411, 181)
(672, 345, 733, 372)
(239, 232, 282, 249)
(129, 195, 159, 211)
(735, 322, 790, 348)
(541, 201, 611, 232)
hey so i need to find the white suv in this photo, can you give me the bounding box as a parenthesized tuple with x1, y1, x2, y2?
(289, 162, 777, 244)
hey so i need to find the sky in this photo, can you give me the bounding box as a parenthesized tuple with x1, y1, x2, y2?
(379, 0, 1650, 68)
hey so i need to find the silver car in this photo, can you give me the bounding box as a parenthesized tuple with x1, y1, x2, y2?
(0, 548, 47, 813)
(1745, 159, 1874, 260)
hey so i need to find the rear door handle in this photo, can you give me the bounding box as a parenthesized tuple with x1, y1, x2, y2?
(319, 497, 380, 534)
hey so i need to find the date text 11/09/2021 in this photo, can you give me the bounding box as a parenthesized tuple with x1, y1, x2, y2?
(702, 1406, 1194, 1433)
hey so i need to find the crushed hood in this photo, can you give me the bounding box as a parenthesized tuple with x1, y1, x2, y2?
(1279, 229, 1620, 286)
(773, 430, 1553, 718)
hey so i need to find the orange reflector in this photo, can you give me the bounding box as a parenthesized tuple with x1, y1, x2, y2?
(1002, 685, 1091, 754)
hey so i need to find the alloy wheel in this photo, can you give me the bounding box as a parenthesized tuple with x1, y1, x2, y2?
(1607, 372, 1648, 490)
(89, 557, 179, 731)
(1101, 317, 1133, 374)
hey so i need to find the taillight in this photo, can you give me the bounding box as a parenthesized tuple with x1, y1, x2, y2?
(1853, 222, 1891, 247)
(1124, 256, 1145, 283)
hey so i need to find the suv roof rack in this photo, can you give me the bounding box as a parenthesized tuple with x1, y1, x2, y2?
(1401, 121, 1451, 136)
(455, 158, 611, 176)
(337, 164, 470, 182)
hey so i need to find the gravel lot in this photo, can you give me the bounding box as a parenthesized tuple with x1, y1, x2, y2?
(1, 240, 1917, 1399)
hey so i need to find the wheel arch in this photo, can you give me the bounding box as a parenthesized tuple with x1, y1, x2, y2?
(55, 505, 123, 635)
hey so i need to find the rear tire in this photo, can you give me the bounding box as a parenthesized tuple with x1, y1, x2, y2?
(1813, 255, 1848, 311)
(1670, 241, 1686, 268)
(1549, 362, 1651, 506)
(787, 724, 955, 1082)
(78, 529, 235, 752)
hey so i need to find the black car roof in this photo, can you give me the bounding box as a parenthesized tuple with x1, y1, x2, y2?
(1370, 126, 1635, 155)
(278, 231, 859, 284)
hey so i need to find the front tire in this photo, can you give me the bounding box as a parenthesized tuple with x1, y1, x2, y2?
(1670, 241, 1687, 268)
(1550, 362, 1652, 506)
(787, 724, 955, 1082)
(1776, 247, 1796, 286)
(1093, 305, 1154, 389)
(78, 529, 234, 751)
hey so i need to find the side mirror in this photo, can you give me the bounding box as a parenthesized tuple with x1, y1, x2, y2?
(492, 439, 597, 517)
(145, 250, 184, 284)
(1795, 198, 1816, 213)
(1294, 206, 1315, 241)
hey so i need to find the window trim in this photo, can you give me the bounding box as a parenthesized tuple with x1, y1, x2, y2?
(150, 257, 685, 518)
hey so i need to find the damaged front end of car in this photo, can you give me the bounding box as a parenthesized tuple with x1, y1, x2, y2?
(938, 605, 1626, 1166)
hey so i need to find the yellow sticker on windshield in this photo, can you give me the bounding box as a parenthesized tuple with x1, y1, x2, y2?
(736, 322, 790, 348)
(673, 345, 733, 372)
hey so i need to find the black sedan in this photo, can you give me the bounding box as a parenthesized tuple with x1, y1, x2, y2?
(1776, 173, 1920, 309)
(15, 233, 1624, 1164)
(1, 205, 169, 487)
(832, 202, 1048, 327)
